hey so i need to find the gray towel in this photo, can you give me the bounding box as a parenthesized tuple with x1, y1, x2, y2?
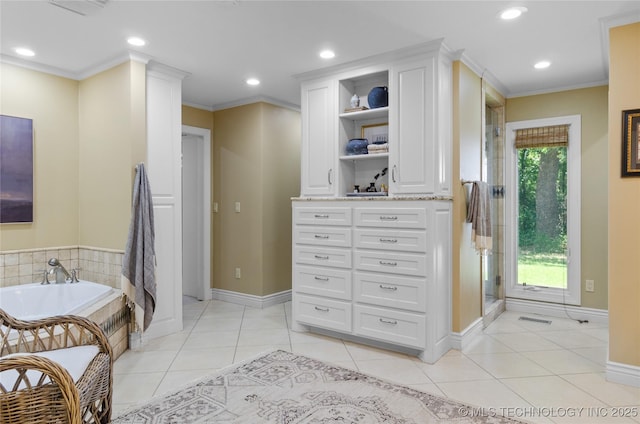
(466, 181, 492, 255)
(121, 163, 156, 332)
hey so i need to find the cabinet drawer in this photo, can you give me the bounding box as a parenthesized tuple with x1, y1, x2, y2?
(295, 246, 352, 269)
(353, 228, 426, 253)
(354, 250, 426, 276)
(354, 207, 426, 229)
(294, 294, 351, 333)
(354, 305, 425, 349)
(354, 272, 426, 312)
(295, 207, 352, 226)
(295, 226, 352, 248)
(294, 265, 351, 300)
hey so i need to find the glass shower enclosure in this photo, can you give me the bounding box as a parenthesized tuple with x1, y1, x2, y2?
(482, 96, 505, 323)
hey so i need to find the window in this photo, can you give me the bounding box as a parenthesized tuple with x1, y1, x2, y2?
(505, 116, 581, 305)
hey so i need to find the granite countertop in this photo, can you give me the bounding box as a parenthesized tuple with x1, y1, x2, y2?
(292, 195, 453, 201)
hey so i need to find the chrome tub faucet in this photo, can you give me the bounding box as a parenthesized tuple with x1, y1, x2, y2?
(47, 258, 78, 283)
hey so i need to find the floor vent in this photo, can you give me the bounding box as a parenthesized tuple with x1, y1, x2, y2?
(519, 316, 552, 324)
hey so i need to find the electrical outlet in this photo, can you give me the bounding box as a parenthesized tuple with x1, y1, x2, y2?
(213, 202, 219, 213)
(235, 267, 241, 279)
(585, 279, 595, 292)
(235, 202, 241, 213)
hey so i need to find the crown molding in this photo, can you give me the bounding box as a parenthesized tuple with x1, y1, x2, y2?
(0, 54, 79, 80)
(77, 51, 153, 80)
(508, 79, 609, 99)
(182, 101, 214, 112)
(210, 95, 300, 112)
(456, 50, 510, 98)
(147, 60, 190, 80)
(1, 51, 154, 81)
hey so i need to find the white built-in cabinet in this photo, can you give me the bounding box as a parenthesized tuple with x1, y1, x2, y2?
(143, 62, 188, 341)
(291, 200, 452, 363)
(292, 40, 454, 363)
(299, 41, 452, 197)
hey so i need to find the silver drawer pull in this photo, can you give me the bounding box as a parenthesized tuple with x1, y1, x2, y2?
(314, 234, 330, 239)
(379, 318, 398, 325)
(314, 255, 329, 260)
(379, 284, 398, 291)
(315, 306, 329, 312)
(314, 276, 329, 281)
(379, 215, 398, 221)
(314, 214, 329, 219)
(379, 238, 398, 243)
(379, 260, 398, 266)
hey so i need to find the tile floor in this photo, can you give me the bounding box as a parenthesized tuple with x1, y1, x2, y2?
(112, 299, 640, 423)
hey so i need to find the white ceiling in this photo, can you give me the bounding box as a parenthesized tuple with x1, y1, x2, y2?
(1, 1, 639, 111)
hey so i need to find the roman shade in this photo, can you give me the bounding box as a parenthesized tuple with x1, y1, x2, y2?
(515, 124, 569, 149)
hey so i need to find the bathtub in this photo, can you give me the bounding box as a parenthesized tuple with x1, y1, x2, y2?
(0, 280, 113, 321)
(0, 281, 131, 359)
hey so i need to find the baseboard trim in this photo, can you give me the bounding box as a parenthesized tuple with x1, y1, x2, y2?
(506, 298, 608, 324)
(211, 288, 291, 309)
(449, 317, 484, 351)
(606, 360, 640, 388)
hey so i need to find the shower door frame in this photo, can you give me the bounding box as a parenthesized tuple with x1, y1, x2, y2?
(481, 83, 506, 323)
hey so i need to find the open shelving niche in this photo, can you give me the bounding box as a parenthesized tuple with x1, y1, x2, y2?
(337, 70, 390, 196)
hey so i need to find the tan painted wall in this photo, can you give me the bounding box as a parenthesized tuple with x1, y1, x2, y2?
(451, 61, 482, 332)
(1, 61, 147, 253)
(506, 86, 609, 310)
(261, 103, 301, 295)
(213, 103, 263, 295)
(0, 64, 79, 250)
(608, 22, 640, 368)
(210, 102, 300, 296)
(78, 61, 147, 250)
(182, 105, 213, 131)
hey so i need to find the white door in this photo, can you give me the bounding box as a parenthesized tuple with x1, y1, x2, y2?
(182, 135, 201, 299)
(505, 115, 581, 306)
(181, 126, 212, 301)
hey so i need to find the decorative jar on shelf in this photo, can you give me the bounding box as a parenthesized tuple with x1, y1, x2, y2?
(346, 138, 369, 155)
(367, 86, 388, 109)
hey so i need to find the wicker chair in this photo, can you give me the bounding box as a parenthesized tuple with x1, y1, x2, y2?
(0, 308, 112, 424)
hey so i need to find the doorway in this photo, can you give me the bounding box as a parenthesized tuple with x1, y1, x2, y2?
(505, 116, 581, 306)
(181, 125, 212, 301)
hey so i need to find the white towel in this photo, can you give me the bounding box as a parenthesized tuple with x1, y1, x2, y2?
(367, 143, 389, 153)
(121, 163, 156, 332)
(466, 181, 492, 255)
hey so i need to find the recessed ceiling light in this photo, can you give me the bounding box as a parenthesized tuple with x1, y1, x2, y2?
(246, 78, 260, 86)
(127, 37, 146, 47)
(500, 6, 527, 20)
(319, 50, 335, 59)
(15, 47, 35, 57)
(534, 60, 551, 69)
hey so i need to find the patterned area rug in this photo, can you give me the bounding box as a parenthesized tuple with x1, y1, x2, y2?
(113, 350, 527, 423)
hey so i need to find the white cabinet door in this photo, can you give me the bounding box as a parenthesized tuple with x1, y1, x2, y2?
(389, 57, 436, 194)
(301, 78, 336, 196)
